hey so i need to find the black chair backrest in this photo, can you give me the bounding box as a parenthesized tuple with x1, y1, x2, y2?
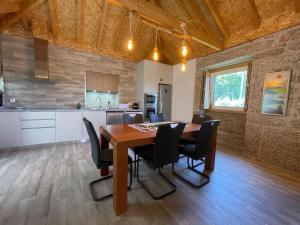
(123, 113, 144, 124)
(192, 114, 212, 124)
(83, 118, 101, 169)
(149, 113, 166, 123)
(195, 120, 220, 159)
(154, 123, 186, 168)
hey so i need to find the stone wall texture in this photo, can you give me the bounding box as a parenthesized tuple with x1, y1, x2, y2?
(1, 34, 137, 108)
(195, 25, 300, 172)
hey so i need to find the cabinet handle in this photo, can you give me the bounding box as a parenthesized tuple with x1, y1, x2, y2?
(159, 101, 163, 113)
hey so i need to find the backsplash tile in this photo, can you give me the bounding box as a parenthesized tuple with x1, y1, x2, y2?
(85, 91, 119, 109)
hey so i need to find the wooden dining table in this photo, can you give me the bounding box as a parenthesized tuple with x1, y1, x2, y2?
(99, 122, 217, 216)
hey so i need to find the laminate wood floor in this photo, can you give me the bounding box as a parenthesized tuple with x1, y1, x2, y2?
(0, 142, 299, 225)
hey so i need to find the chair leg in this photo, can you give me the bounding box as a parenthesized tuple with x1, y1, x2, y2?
(172, 159, 210, 189)
(137, 157, 176, 200)
(90, 162, 133, 201)
(188, 158, 204, 169)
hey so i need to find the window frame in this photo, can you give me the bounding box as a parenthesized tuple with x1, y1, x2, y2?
(203, 62, 251, 114)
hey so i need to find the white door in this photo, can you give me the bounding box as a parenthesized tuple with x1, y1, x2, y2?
(56, 112, 83, 142)
(82, 111, 106, 139)
(0, 112, 22, 148)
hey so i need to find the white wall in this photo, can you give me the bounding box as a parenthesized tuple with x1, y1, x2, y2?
(171, 59, 196, 122)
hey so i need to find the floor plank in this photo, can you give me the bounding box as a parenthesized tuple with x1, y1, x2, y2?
(0, 142, 299, 225)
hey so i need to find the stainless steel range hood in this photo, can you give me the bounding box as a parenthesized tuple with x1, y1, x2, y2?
(34, 38, 49, 79)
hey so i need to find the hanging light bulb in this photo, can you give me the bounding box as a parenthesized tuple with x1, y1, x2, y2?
(181, 39, 187, 57)
(153, 28, 159, 61)
(181, 58, 186, 72)
(127, 11, 133, 50)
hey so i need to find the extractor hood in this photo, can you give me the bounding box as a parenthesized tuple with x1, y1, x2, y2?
(34, 38, 49, 79)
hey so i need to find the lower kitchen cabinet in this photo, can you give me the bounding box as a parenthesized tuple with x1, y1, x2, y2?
(55, 112, 83, 142)
(0, 112, 22, 148)
(22, 128, 55, 146)
(82, 111, 106, 138)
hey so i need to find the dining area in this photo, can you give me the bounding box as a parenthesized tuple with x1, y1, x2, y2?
(83, 112, 220, 215)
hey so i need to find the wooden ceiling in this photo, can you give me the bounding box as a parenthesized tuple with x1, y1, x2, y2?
(0, 0, 300, 65)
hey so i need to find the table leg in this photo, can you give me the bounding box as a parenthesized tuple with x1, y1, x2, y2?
(112, 142, 128, 215)
(205, 129, 217, 171)
(100, 133, 109, 176)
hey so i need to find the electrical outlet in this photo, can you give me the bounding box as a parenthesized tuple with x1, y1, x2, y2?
(10, 98, 16, 103)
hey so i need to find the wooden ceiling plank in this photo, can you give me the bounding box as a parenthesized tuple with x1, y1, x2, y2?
(76, 0, 85, 43)
(48, 0, 59, 40)
(97, 0, 108, 48)
(295, 0, 300, 13)
(203, 0, 230, 39)
(245, 0, 261, 28)
(0, 0, 46, 33)
(108, 0, 223, 50)
(175, 0, 219, 40)
(0, 2, 20, 14)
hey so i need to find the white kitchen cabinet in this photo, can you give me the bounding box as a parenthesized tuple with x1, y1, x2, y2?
(55, 112, 83, 142)
(82, 111, 106, 139)
(22, 128, 55, 146)
(0, 112, 22, 148)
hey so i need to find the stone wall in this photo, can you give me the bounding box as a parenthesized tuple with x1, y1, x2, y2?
(1, 34, 136, 108)
(195, 25, 300, 172)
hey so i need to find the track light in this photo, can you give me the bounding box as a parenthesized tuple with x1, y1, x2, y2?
(127, 11, 133, 51)
(181, 39, 187, 57)
(153, 28, 159, 61)
(181, 58, 186, 72)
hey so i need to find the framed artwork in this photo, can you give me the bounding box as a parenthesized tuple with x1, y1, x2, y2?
(261, 71, 291, 116)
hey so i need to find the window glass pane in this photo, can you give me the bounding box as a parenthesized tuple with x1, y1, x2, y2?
(212, 69, 247, 109)
(204, 76, 210, 109)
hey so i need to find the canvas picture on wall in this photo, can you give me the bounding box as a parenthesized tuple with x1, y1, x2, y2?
(261, 71, 291, 116)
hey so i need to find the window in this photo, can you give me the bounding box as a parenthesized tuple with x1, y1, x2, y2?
(204, 64, 250, 112)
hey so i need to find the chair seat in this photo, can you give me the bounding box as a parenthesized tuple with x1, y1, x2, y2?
(179, 144, 197, 158)
(101, 149, 132, 167)
(132, 144, 155, 155)
(180, 137, 196, 145)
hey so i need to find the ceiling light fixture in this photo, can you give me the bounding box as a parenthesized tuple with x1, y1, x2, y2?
(127, 11, 133, 50)
(181, 22, 188, 57)
(153, 28, 159, 61)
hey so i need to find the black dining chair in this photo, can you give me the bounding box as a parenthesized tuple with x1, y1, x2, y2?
(136, 123, 186, 200)
(149, 113, 166, 123)
(83, 118, 133, 201)
(173, 120, 220, 189)
(123, 113, 144, 124)
(180, 114, 213, 145)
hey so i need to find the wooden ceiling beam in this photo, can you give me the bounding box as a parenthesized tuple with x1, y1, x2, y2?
(97, 0, 108, 48)
(48, 0, 59, 40)
(175, 0, 220, 40)
(108, 0, 223, 50)
(245, 0, 261, 28)
(203, 0, 229, 39)
(0, 0, 46, 33)
(76, 0, 85, 43)
(0, 2, 20, 14)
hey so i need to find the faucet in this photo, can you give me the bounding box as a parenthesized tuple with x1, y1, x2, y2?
(96, 97, 102, 109)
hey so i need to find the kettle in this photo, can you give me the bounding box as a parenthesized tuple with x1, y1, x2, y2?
(132, 101, 139, 109)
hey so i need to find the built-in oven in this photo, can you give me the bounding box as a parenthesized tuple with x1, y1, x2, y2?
(145, 107, 156, 119)
(144, 93, 157, 120)
(145, 94, 156, 104)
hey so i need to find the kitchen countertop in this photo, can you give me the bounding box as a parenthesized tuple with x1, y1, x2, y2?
(0, 107, 143, 112)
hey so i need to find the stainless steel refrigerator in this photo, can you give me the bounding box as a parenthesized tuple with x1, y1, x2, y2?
(158, 84, 172, 121)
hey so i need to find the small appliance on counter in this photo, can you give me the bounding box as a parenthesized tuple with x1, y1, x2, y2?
(132, 101, 139, 109)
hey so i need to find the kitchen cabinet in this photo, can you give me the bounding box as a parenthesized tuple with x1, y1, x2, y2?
(82, 111, 106, 138)
(56, 112, 83, 142)
(0, 112, 22, 148)
(103, 74, 119, 93)
(86, 71, 104, 92)
(21, 112, 56, 146)
(86, 71, 119, 93)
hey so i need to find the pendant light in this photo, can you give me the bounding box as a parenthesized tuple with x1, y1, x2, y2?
(181, 58, 186, 72)
(181, 22, 188, 57)
(127, 11, 133, 50)
(153, 28, 159, 61)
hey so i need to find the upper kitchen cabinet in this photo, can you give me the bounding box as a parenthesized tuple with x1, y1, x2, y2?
(103, 74, 119, 93)
(86, 71, 119, 93)
(86, 71, 104, 92)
